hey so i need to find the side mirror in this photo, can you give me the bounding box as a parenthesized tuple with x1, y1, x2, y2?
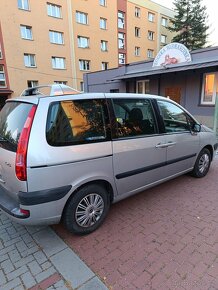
(192, 123, 201, 133)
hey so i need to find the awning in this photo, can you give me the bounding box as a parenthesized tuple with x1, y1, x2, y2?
(113, 60, 218, 80)
(0, 89, 13, 96)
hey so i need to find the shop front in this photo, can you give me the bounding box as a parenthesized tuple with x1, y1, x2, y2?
(84, 44, 218, 130)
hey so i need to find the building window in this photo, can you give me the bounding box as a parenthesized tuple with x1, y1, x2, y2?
(49, 31, 64, 44)
(80, 81, 84, 92)
(99, 0, 106, 6)
(101, 62, 108, 70)
(148, 12, 155, 22)
(100, 18, 107, 29)
(79, 59, 90, 71)
(135, 27, 140, 37)
(101, 40, 108, 51)
(20, 25, 33, 40)
(54, 81, 67, 85)
(77, 36, 89, 48)
(24, 54, 36, 67)
(18, 0, 29, 10)
(135, 7, 141, 18)
(0, 44, 2, 59)
(118, 32, 125, 49)
(135, 47, 140, 56)
(0, 65, 6, 87)
(147, 49, 154, 58)
(148, 31, 154, 41)
(52, 57, 66, 69)
(161, 17, 168, 27)
(161, 34, 167, 44)
(201, 73, 218, 105)
(47, 3, 61, 18)
(27, 80, 38, 88)
(136, 80, 150, 94)
(118, 11, 125, 29)
(119, 53, 125, 65)
(76, 11, 88, 24)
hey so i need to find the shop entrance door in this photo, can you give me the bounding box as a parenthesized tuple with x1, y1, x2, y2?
(165, 87, 181, 104)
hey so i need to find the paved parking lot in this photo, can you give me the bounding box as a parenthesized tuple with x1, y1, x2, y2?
(54, 157, 218, 290)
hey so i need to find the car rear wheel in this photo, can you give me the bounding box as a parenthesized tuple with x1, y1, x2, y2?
(190, 148, 211, 178)
(63, 184, 110, 235)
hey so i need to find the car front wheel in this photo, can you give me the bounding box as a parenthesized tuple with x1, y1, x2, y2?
(191, 148, 211, 178)
(63, 184, 110, 235)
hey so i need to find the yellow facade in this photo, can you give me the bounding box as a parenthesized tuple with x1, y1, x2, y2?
(0, 0, 174, 97)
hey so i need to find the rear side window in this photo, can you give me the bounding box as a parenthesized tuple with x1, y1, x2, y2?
(46, 99, 110, 146)
(0, 102, 34, 152)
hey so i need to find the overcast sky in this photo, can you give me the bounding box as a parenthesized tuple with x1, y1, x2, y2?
(152, 0, 218, 46)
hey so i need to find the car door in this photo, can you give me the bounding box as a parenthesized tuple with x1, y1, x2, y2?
(111, 97, 168, 198)
(156, 100, 200, 177)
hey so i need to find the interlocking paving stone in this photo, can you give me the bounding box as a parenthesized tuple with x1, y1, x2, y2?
(54, 157, 218, 289)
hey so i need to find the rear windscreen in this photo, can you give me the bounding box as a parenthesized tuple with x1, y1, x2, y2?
(0, 102, 33, 152)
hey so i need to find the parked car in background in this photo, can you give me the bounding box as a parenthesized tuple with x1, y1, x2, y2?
(0, 85, 217, 234)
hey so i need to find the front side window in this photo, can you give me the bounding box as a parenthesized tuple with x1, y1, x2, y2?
(20, 25, 32, 40)
(46, 99, 109, 146)
(24, 54, 36, 67)
(118, 11, 125, 29)
(76, 11, 88, 24)
(49, 31, 64, 44)
(201, 73, 218, 105)
(113, 98, 157, 138)
(101, 40, 108, 51)
(100, 18, 107, 29)
(79, 59, 90, 71)
(47, 3, 61, 18)
(0, 65, 6, 87)
(158, 100, 190, 133)
(118, 32, 125, 49)
(77, 36, 89, 48)
(18, 0, 29, 10)
(148, 31, 154, 41)
(52, 57, 65, 69)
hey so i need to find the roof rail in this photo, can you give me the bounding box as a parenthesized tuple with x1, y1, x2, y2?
(20, 84, 81, 97)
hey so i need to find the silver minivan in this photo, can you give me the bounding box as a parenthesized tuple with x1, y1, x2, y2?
(0, 85, 217, 234)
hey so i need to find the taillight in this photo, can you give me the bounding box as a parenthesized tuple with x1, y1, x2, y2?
(15, 105, 37, 181)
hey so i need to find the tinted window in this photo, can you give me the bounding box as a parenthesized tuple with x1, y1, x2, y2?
(46, 99, 110, 146)
(0, 102, 33, 151)
(157, 100, 190, 133)
(112, 98, 157, 138)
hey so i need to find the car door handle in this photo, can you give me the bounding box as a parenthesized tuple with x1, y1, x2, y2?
(167, 141, 176, 146)
(155, 143, 169, 148)
(0, 177, 6, 184)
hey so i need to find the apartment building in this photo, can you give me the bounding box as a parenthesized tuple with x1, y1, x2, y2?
(0, 0, 175, 99)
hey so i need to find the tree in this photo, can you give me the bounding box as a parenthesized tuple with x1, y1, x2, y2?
(168, 0, 209, 50)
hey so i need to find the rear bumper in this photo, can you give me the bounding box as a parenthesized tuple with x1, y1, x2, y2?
(0, 184, 72, 225)
(0, 185, 28, 219)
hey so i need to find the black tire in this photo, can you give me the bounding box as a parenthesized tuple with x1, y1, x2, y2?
(63, 184, 110, 235)
(190, 148, 211, 178)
